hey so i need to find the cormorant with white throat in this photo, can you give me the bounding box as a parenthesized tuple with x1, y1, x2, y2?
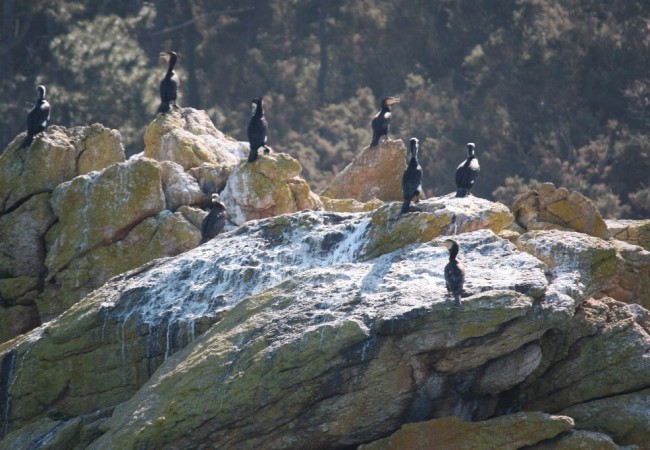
(455, 142, 480, 197)
(200, 193, 229, 244)
(370, 97, 400, 147)
(247, 97, 268, 163)
(400, 137, 423, 214)
(443, 239, 465, 307)
(158, 51, 179, 113)
(20, 85, 50, 149)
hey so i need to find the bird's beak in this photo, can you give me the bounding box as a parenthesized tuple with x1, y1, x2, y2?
(388, 97, 400, 106)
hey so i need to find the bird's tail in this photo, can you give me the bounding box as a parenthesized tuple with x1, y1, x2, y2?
(248, 148, 259, 163)
(456, 187, 469, 198)
(370, 135, 379, 147)
(400, 199, 410, 214)
(453, 293, 462, 307)
(158, 102, 171, 113)
(19, 134, 33, 149)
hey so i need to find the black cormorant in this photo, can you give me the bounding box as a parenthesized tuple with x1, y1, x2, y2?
(158, 51, 179, 113)
(20, 85, 50, 149)
(370, 97, 400, 147)
(247, 97, 268, 163)
(443, 239, 465, 307)
(455, 143, 480, 197)
(400, 137, 423, 214)
(200, 193, 229, 244)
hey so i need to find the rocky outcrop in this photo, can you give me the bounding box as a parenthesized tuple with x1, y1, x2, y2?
(321, 139, 407, 202)
(513, 183, 609, 239)
(606, 219, 650, 251)
(598, 239, 650, 309)
(0, 124, 126, 343)
(363, 193, 514, 259)
(220, 152, 323, 225)
(2, 191, 648, 449)
(0, 110, 325, 341)
(560, 389, 650, 447)
(0, 124, 125, 214)
(143, 107, 245, 170)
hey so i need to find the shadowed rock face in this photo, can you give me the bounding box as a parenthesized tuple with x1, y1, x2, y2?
(1, 191, 647, 449)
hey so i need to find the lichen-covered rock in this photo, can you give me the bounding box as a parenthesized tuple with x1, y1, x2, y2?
(519, 298, 650, 413)
(597, 239, 650, 309)
(160, 160, 208, 211)
(220, 152, 323, 225)
(0, 124, 125, 214)
(358, 412, 574, 450)
(38, 209, 201, 321)
(321, 139, 407, 202)
(518, 230, 618, 304)
(513, 183, 608, 239)
(0, 276, 40, 306)
(560, 389, 650, 447)
(363, 194, 513, 259)
(45, 157, 166, 279)
(320, 196, 384, 213)
(143, 108, 245, 170)
(0, 193, 55, 278)
(606, 218, 650, 251)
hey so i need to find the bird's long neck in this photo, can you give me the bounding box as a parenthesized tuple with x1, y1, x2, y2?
(410, 145, 418, 162)
(168, 54, 177, 72)
(254, 103, 264, 117)
(449, 245, 459, 261)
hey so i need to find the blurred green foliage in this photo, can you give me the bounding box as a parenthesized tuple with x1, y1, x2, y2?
(2, 0, 650, 218)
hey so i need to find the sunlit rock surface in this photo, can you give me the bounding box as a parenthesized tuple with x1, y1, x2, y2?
(1, 190, 648, 449)
(321, 196, 384, 213)
(321, 138, 407, 202)
(143, 107, 245, 170)
(221, 152, 323, 225)
(513, 183, 609, 239)
(0, 124, 126, 343)
(0, 124, 125, 215)
(607, 218, 650, 251)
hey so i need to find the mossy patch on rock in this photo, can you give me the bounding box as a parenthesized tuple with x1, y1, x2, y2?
(358, 412, 574, 450)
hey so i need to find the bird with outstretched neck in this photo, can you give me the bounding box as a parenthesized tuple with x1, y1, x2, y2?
(455, 142, 480, 197)
(158, 51, 179, 114)
(400, 137, 423, 214)
(370, 96, 400, 147)
(247, 97, 268, 163)
(20, 85, 51, 149)
(443, 239, 465, 307)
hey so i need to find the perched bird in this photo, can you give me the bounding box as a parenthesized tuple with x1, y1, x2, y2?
(247, 97, 268, 163)
(443, 239, 465, 307)
(200, 193, 229, 244)
(20, 85, 51, 149)
(158, 51, 179, 113)
(370, 96, 400, 147)
(455, 142, 480, 197)
(400, 137, 423, 214)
